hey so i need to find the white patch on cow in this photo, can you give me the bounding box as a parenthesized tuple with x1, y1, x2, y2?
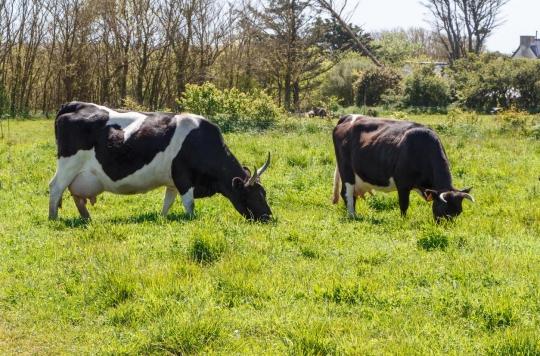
(181, 187, 195, 215)
(161, 187, 177, 216)
(345, 182, 356, 216)
(350, 114, 361, 124)
(354, 175, 396, 197)
(49, 151, 89, 219)
(65, 114, 200, 200)
(95, 104, 147, 141)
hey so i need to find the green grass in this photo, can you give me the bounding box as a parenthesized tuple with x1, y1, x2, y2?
(0, 114, 539, 354)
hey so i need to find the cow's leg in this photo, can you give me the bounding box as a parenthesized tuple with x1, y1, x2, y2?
(161, 187, 177, 216)
(72, 196, 90, 219)
(344, 183, 356, 216)
(181, 187, 195, 216)
(337, 161, 356, 217)
(398, 188, 410, 217)
(171, 162, 195, 216)
(49, 156, 84, 220)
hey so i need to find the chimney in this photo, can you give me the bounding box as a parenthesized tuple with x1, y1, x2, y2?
(520, 36, 535, 47)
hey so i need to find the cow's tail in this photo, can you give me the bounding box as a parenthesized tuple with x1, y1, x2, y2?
(332, 165, 341, 204)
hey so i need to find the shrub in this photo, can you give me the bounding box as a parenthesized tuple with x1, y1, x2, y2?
(450, 54, 540, 112)
(177, 83, 282, 132)
(403, 66, 451, 108)
(354, 67, 402, 107)
(320, 53, 375, 106)
(120, 96, 149, 112)
(496, 108, 535, 135)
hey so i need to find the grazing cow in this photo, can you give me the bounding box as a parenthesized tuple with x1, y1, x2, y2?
(308, 107, 328, 118)
(49, 102, 272, 221)
(332, 114, 474, 222)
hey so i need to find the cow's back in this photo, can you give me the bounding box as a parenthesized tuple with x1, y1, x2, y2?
(333, 115, 437, 187)
(55, 102, 109, 158)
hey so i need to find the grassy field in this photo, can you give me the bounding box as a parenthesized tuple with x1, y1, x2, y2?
(0, 113, 539, 354)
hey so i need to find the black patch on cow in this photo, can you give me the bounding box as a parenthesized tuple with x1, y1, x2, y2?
(95, 114, 176, 181)
(55, 102, 109, 157)
(54, 101, 177, 181)
(171, 119, 246, 197)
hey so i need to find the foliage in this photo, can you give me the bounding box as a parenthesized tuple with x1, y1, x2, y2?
(403, 66, 452, 108)
(1, 113, 540, 353)
(120, 96, 149, 112)
(450, 54, 540, 112)
(374, 31, 423, 64)
(495, 108, 540, 138)
(320, 53, 375, 106)
(354, 67, 402, 106)
(177, 83, 282, 131)
(313, 18, 377, 54)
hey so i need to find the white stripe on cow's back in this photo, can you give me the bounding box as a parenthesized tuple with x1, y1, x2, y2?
(67, 113, 201, 197)
(94, 104, 148, 141)
(350, 114, 362, 124)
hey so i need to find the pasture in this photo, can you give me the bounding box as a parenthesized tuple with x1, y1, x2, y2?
(0, 113, 539, 354)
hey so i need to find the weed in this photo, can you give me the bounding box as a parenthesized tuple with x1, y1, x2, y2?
(188, 234, 226, 264)
(417, 229, 449, 251)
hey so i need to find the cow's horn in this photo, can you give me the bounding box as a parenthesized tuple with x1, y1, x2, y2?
(246, 153, 270, 186)
(256, 152, 271, 177)
(463, 193, 475, 203)
(246, 166, 258, 186)
(439, 192, 448, 203)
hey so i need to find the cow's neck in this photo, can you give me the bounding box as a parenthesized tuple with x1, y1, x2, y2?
(430, 155, 454, 191)
(215, 150, 248, 197)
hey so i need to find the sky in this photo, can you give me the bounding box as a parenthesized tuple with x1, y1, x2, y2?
(347, 0, 540, 54)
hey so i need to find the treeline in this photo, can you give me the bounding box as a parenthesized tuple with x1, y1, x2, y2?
(0, 0, 380, 116)
(321, 53, 540, 113)
(0, 0, 523, 117)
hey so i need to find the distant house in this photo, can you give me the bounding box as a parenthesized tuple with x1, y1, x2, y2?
(512, 35, 540, 59)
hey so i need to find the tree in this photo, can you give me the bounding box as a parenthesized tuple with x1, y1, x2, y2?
(313, 17, 375, 54)
(423, 0, 508, 62)
(248, 0, 325, 111)
(315, 0, 382, 67)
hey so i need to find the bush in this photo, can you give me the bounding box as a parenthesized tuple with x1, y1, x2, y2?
(450, 54, 540, 112)
(320, 53, 375, 106)
(354, 67, 402, 107)
(120, 96, 149, 112)
(403, 66, 451, 108)
(177, 83, 282, 132)
(495, 108, 538, 137)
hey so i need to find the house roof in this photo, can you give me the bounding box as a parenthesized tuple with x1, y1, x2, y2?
(512, 36, 540, 59)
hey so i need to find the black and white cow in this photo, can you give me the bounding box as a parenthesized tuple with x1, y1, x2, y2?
(49, 102, 272, 221)
(332, 114, 474, 222)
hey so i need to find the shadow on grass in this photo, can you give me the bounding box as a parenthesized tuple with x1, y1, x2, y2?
(340, 214, 386, 225)
(106, 211, 196, 224)
(57, 217, 90, 228)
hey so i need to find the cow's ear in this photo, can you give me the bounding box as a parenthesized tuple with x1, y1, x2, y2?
(460, 187, 472, 193)
(242, 166, 252, 176)
(232, 177, 245, 190)
(424, 189, 438, 201)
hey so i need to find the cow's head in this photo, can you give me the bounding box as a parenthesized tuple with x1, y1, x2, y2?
(230, 153, 272, 222)
(426, 187, 475, 222)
